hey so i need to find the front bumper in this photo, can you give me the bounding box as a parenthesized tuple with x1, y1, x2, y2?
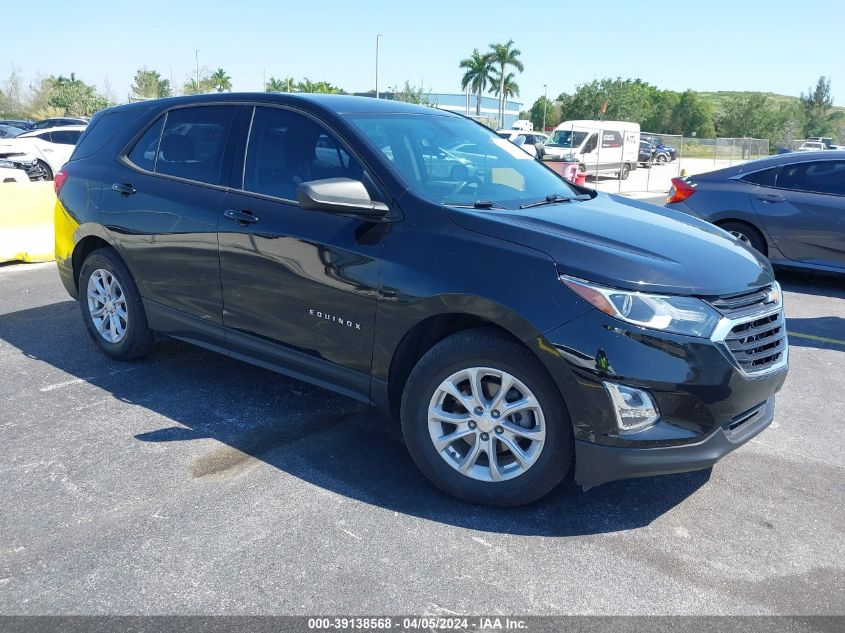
(574, 397, 774, 489)
(537, 310, 787, 489)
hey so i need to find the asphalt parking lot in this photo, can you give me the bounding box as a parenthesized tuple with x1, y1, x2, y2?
(0, 262, 843, 615)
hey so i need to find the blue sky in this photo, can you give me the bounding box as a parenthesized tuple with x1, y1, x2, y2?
(4, 0, 843, 106)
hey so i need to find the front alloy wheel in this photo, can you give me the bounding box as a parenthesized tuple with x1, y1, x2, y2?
(401, 328, 573, 506)
(428, 367, 546, 482)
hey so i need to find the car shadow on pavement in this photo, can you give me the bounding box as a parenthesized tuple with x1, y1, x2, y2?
(776, 269, 845, 300)
(0, 300, 711, 537)
(786, 316, 845, 352)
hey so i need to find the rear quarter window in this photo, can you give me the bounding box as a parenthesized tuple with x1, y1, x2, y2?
(739, 167, 778, 187)
(70, 109, 150, 162)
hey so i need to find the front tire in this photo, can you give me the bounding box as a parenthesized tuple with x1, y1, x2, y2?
(36, 160, 53, 181)
(79, 248, 154, 360)
(400, 328, 573, 506)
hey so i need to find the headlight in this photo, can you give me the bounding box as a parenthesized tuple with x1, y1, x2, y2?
(560, 275, 722, 338)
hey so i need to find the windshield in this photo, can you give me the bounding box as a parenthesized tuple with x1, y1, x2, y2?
(546, 130, 588, 148)
(346, 113, 577, 208)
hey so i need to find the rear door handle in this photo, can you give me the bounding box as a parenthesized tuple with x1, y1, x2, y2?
(112, 183, 136, 196)
(223, 209, 259, 225)
(754, 192, 785, 203)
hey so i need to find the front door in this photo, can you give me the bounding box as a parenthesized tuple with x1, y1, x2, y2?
(218, 105, 390, 398)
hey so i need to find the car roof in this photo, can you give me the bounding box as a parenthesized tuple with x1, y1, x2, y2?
(105, 92, 459, 118)
(19, 125, 88, 136)
(739, 150, 845, 170)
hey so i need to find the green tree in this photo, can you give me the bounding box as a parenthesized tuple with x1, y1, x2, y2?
(459, 49, 494, 117)
(389, 81, 430, 105)
(528, 96, 559, 132)
(131, 68, 171, 99)
(558, 78, 658, 125)
(716, 92, 801, 148)
(671, 90, 715, 137)
(46, 73, 110, 116)
(641, 90, 679, 133)
(182, 75, 215, 95)
(487, 40, 524, 126)
(800, 76, 836, 137)
(297, 78, 343, 94)
(210, 68, 232, 92)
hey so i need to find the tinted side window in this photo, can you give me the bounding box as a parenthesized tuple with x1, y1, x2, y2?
(127, 117, 165, 172)
(50, 130, 81, 145)
(740, 167, 778, 187)
(778, 160, 845, 196)
(244, 107, 365, 201)
(156, 106, 236, 185)
(72, 109, 147, 162)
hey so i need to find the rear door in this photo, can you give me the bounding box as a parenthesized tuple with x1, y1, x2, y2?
(751, 160, 845, 268)
(100, 104, 239, 340)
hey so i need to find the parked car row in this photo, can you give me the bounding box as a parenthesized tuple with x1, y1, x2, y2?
(0, 124, 86, 181)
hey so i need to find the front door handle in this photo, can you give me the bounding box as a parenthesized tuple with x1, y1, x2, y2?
(754, 192, 785, 203)
(223, 208, 259, 225)
(112, 183, 136, 196)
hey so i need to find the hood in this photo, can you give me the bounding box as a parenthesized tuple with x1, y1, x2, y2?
(446, 192, 774, 297)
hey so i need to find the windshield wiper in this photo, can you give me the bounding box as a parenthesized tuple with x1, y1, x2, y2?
(519, 193, 591, 209)
(444, 200, 506, 210)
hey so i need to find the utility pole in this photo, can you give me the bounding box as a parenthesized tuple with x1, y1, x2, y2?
(542, 84, 548, 132)
(195, 50, 200, 92)
(375, 34, 382, 99)
(263, 67, 266, 93)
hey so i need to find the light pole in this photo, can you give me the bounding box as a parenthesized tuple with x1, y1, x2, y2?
(195, 49, 200, 92)
(542, 84, 547, 132)
(375, 34, 382, 99)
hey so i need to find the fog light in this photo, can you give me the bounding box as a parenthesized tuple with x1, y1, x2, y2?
(603, 382, 659, 433)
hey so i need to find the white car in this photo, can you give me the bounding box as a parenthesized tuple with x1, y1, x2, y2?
(495, 130, 550, 157)
(797, 141, 826, 152)
(0, 161, 29, 183)
(0, 125, 86, 180)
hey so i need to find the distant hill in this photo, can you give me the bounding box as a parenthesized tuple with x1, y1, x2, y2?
(698, 90, 845, 116)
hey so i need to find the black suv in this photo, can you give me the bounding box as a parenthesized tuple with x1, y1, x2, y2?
(55, 94, 788, 506)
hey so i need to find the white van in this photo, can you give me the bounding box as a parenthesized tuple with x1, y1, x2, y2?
(544, 120, 640, 179)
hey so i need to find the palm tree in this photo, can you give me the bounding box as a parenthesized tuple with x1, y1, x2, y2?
(210, 68, 232, 93)
(487, 40, 524, 126)
(491, 71, 520, 102)
(265, 77, 287, 93)
(459, 49, 494, 117)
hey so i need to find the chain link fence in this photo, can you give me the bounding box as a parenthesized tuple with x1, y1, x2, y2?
(589, 134, 770, 196)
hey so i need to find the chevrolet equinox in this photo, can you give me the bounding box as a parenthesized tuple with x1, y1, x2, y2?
(54, 94, 788, 506)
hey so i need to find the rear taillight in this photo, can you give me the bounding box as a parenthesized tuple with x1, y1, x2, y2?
(53, 170, 68, 195)
(667, 177, 696, 204)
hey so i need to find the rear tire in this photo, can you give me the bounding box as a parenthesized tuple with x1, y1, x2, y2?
(400, 328, 573, 506)
(656, 154, 667, 165)
(618, 163, 630, 180)
(79, 248, 154, 361)
(719, 221, 767, 256)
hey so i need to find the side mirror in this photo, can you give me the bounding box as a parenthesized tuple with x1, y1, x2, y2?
(296, 178, 389, 218)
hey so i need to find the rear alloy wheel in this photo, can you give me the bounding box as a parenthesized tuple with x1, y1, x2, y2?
(719, 221, 767, 255)
(79, 248, 155, 360)
(401, 328, 572, 506)
(656, 154, 667, 165)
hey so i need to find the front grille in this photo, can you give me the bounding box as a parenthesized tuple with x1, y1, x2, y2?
(709, 284, 787, 376)
(708, 286, 775, 317)
(723, 311, 786, 374)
